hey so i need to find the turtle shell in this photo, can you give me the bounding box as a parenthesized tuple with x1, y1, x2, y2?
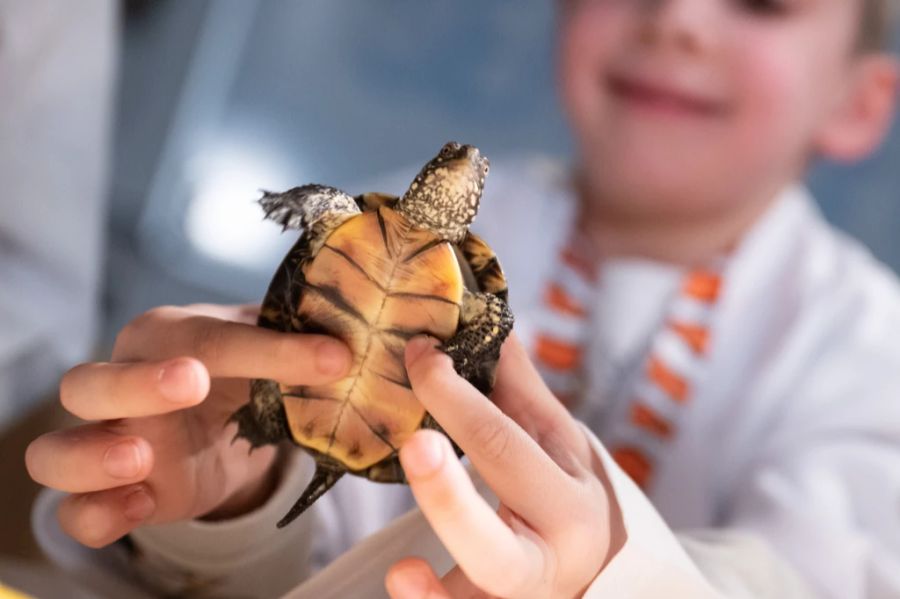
(280, 205, 465, 471)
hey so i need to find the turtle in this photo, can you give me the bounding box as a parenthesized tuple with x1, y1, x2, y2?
(229, 141, 514, 528)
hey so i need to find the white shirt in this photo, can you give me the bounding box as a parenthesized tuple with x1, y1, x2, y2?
(35, 159, 900, 598)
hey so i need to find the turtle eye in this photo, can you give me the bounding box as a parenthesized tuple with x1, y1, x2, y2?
(440, 142, 459, 158)
(482, 163, 490, 176)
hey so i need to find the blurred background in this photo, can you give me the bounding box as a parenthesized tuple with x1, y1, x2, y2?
(0, 0, 898, 593)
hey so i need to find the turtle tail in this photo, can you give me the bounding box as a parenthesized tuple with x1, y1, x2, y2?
(277, 466, 345, 528)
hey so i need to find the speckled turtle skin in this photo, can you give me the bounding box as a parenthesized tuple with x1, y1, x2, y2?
(230, 142, 514, 528)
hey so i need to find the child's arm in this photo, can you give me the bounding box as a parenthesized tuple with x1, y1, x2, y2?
(384, 335, 721, 599)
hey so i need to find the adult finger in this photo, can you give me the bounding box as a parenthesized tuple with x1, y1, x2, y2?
(60, 357, 209, 420)
(112, 306, 351, 385)
(25, 424, 153, 493)
(385, 558, 452, 599)
(57, 483, 156, 548)
(405, 337, 572, 529)
(399, 430, 544, 598)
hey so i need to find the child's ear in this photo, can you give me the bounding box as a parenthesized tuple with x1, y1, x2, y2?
(814, 55, 899, 162)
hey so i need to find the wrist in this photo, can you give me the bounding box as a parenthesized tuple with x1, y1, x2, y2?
(200, 444, 282, 521)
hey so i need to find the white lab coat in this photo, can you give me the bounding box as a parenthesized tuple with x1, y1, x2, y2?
(34, 159, 900, 598)
(0, 0, 116, 426)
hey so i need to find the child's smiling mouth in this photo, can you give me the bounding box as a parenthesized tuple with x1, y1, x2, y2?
(606, 72, 727, 118)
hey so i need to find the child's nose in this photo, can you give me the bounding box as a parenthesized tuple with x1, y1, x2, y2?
(637, 0, 720, 56)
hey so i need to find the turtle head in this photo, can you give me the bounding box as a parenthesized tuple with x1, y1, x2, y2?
(397, 141, 490, 241)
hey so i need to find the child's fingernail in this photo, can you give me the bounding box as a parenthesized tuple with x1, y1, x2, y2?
(104, 441, 143, 478)
(315, 340, 351, 377)
(405, 336, 437, 366)
(158, 358, 201, 403)
(402, 432, 445, 478)
(123, 486, 155, 521)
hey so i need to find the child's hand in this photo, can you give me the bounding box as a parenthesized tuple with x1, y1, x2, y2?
(386, 335, 621, 599)
(25, 304, 351, 548)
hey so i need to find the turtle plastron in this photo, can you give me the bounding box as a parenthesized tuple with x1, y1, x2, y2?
(229, 142, 514, 528)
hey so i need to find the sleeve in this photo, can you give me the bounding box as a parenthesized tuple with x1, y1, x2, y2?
(577, 426, 721, 599)
(123, 448, 320, 599)
(34, 443, 417, 599)
(33, 448, 322, 599)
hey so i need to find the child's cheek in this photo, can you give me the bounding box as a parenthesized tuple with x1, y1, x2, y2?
(727, 39, 816, 180)
(556, 1, 631, 131)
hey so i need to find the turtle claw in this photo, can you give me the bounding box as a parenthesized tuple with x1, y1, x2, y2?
(227, 404, 282, 451)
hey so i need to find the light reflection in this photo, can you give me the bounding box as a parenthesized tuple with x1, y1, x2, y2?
(185, 142, 295, 269)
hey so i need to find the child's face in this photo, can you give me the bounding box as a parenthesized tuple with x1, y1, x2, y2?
(557, 0, 869, 220)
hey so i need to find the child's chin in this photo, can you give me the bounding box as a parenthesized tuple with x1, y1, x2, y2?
(585, 166, 724, 215)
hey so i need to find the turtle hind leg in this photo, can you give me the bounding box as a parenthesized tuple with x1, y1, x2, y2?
(363, 416, 464, 488)
(441, 290, 514, 393)
(277, 466, 345, 528)
(365, 456, 406, 484)
(228, 379, 289, 450)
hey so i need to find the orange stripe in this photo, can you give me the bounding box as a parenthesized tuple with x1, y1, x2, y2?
(630, 403, 674, 438)
(668, 321, 710, 355)
(647, 355, 689, 403)
(682, 271, 721, 302)
(534, 335, 582, 371)
(544, 283, 587, 317)
(611, 446, 653, 488)
(560, 247, 596, 282)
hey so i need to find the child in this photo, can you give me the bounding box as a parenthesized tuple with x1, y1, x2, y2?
(26, 0, 900, 597)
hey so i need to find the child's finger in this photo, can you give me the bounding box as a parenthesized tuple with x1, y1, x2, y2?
(182, 302, 262, 325)
(25, 425, 153, 493)
(112, 307, 352, 385)
(440, 566, 482, 596)
(385, 558, 452, 599)
(405, 338, 573, 530)
(399, 430, 543, 598)
(57, 484, 156, 549)
(492, 333, 570, 424)
(60, 358, 209, 420)
(492, 334, 595, 470)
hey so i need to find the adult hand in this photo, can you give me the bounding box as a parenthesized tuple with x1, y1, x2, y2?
(25, 304, 351, 548)
(385, 335, 623, 599)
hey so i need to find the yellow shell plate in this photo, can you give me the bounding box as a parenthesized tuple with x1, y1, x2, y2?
(283, 207, 463, 470)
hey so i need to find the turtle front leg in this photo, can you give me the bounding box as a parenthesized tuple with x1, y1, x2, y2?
(441, 290, 514, 394)
(259, 184, 361, 257)
(229, 378, 290, 450)
(260, 184, 361, 232)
